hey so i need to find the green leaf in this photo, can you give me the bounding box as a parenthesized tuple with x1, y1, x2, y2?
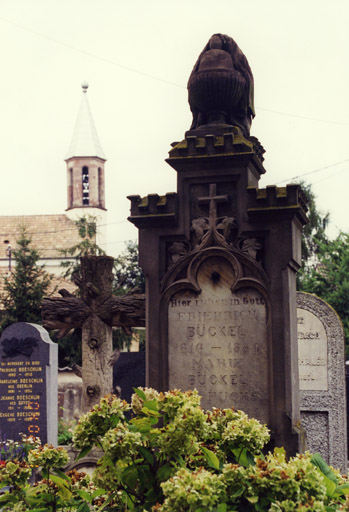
(76, 445, 93, 461)
(77, 503, 91, 512)
(133, 387, 146, 400)
(123, 466, 139, 489)
(157, 463, 174, 482)
(217, 504, 227, 512)
(53, 468, 71, 482)
(98, 490, 119, 511)
(50, 474, 72, 500)
(231, 487, 245, 498)
(75, 488, 93, 502)
(247, 496, 259, 503)
(311, 453, 338, 484)
(0, 494, 12, 503)
(139, 446, 154, 465)
(323, 475, 337, 497)
(141, 405, 160, 417)
(143, 399, 158, 411)
(201, 446, 220, 470)
(334, 482, 349, 496)
(231, 447, 255, 467)
(92, 488, 107, 498)
(130, 417, 153, 432)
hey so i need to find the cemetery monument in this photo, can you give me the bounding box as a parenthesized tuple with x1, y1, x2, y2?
(297, 291, 347, 472)
(128, 33, 308, 454)
(0, 322, 58, 445)
(42, 256, 145, 412)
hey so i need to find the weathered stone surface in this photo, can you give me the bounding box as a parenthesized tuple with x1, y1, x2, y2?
(298, 309, 328, 391)
(42, 255, 145, 413)
(297, 292, 347, 472)
(168, 257, 270, 423)
(129, 35, 308, 455)
(0, 323, 57, 444)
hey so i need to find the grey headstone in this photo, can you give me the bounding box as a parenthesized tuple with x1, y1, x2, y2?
(297, 292, 347, 472)
(0, 323, 58, 445)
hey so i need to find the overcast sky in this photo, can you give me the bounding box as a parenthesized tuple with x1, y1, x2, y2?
(0, 0, 348, 257)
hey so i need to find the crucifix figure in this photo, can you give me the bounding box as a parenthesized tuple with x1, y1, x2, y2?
(42, 256, 145, 412)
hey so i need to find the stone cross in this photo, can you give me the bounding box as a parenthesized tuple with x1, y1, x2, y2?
(198, 183, 228, 224)
(42, 256, 145, 412)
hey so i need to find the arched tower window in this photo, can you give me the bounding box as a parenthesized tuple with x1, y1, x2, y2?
(68, 168, 73, 208)
(82, 166, 89, 205)
(98, 167, 102, 206)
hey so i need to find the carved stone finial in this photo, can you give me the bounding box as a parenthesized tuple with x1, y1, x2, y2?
(187, 34, 255, 136)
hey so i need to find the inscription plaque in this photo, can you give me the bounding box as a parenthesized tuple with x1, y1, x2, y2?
(0, 323, 58, 444)
(168, 257, 270, 424)
(297, 309, 328, 391)
(297, 292, 347, 472)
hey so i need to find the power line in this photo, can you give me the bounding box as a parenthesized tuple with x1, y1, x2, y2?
(312, 166, 349, 186)
(275, 158, 349, 185)
(1, 15, 348, 127)
(0, 15, 183, 89)
(257, 107, 349, 126)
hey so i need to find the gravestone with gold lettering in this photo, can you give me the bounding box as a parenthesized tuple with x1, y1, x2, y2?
(297, 292, 347, 472)
(128, 34, 308, 454)
(0, 323, 58, 445)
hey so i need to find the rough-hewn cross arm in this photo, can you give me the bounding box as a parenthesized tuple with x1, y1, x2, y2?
(42, 293, 146, 338)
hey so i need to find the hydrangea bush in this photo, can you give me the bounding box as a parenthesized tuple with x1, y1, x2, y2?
(1, 388, 349, 511)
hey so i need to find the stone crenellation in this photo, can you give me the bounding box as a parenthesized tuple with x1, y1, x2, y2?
(168, 132, 265, 161)
(247, 184, 308, 214)
(128, 192, 177, 228)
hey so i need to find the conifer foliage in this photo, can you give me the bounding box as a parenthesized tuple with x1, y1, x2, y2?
(0, 227, 51, 331)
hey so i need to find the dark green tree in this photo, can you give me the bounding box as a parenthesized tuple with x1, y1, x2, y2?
(299, 232, 349, 356)
(0, 227, 52, 331)
(113, 241, 145, 351)
(113, 240, 145, 295)
(299, 181, 330, 266)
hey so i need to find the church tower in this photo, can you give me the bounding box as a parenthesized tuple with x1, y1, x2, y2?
(65, 82, 107, 248)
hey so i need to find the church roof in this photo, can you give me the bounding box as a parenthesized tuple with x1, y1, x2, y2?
(0, 214, 83, 260)
(0, 214, 81, 308)
(65, 82, 106, 161)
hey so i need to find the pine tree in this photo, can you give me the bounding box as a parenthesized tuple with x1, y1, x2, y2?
(0, 227, 52, 331)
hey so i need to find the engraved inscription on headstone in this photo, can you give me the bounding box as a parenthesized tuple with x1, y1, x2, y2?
(0, 323, 58, 445)
(297, 309, 328, 391)
(297, 292, 347, 472)
(168, 257, 270, 424)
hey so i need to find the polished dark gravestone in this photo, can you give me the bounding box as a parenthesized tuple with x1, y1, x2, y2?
(0, 323, 58, 445)
(128, 34, 308, 454)
(297, 292, 347, 472)
(113, 352, 146, 404)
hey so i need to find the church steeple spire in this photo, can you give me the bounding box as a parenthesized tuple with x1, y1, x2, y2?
(65, 82, 107, 212)
(65, 82, 106, 161)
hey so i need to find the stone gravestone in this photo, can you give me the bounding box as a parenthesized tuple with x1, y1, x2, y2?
(167, 261, 269, 422)
(113, 352, 146, 404)
(128, 34, 308, 454)
(297, 292, 347, 472)
(0, 323, 58, 445)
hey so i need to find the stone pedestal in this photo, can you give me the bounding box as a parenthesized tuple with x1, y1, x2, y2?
(129, 129, 307, 454)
